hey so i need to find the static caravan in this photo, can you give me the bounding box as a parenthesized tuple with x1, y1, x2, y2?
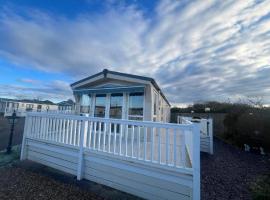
(3, 99, 58, 117)
(71, 69, 171, 122)
(21, 69, 201, 200)
(57, 100, 75, 112)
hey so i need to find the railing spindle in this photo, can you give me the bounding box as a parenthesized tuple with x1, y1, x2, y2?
(63, 119, 66, 143)
(39, 117, 42, 138)
(73, 120, 77, 145)
(125, 124, 128, 156)
(30, 116, 35, 138)
(88, 121, 92, 148)
(44, 117, 49, 140)
(93, 122, 97, 150)
(57, 118, 60, 142)
(151, 127, 154, 162)
(47, 117, 51, 140)
(77, 120, 81, 146)
(137, 126, 140, 160)
(69, 119, 73, 145)
(53, 118, 57, 142)
(103, 122, 106, 152)
(158, 128, 161, 164)
(166, 128, 169, 165)
(119, 124, 123, 155)
(144, 126, 147, 161)
(131, 125, 134, 158)
(174, 129, 177, 167)
(66, 119, 70, 144)
(98, 122, 101, 150)
(181, 131, 186, 167)
(108, 123, 111, 153)
(113, 123, 117, 154)
(42, 117, 46, 139)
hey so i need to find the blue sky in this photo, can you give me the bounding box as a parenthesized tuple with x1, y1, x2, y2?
(0, 0, 270, 105)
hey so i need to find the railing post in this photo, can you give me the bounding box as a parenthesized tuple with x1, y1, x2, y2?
(20, 114, 29, 160)
(209, 119, 213, 154)
(192, 123, 200, 200)
(77, 119, 87, 180)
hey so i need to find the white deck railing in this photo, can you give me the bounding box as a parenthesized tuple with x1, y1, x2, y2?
(177, 116, 213, 136)
(22, 112, 201, 199)
(178, 116, 213, 154)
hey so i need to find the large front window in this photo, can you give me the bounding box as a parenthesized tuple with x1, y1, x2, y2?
(80, 94, 91, 113)
(128, 92, 143, 120)
(110, 93, 123, 119)
(94, 94, 106, 118)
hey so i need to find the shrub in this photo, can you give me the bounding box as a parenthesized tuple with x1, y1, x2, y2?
(223, 108, 270, 152)
(250, 174, 270, 200)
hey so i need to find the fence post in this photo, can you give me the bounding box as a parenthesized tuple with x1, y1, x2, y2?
(20, 115, 29, 160)
(192, 123, 200, 200)
(77, 119, 87, 180)
(209, 119, 213, 154)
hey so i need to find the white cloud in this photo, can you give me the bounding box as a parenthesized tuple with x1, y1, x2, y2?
(0, 0, 270, 104)
(0, 80, 73, 102)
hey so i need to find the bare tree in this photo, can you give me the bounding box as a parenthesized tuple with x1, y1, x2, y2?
(246, 96, 264, 108)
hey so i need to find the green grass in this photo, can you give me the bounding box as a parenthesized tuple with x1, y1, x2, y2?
(250, 174, 270, 200)
(0, 145, 20, 167)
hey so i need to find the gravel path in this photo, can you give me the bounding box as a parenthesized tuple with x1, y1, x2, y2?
(201, 138, 270, 200)
(0, 161, 140, 200)
(0, 138, 269, 199)
(0, 165, 103, 200)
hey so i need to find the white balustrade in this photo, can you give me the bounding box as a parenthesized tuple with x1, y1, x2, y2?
(24, 112, 200, 170)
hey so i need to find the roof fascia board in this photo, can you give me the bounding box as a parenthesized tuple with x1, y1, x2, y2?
(73, 85, 145, 94)
(71, 73, 104, 89)
(107, 73, 150, 85)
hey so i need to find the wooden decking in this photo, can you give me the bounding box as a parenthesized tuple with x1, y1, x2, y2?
(21, 112, 200, 200)
(33, 130, 192, 168)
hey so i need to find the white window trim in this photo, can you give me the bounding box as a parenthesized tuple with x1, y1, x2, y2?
(153, 90, 158, 121)
(91, 94, 95, 117)
(122, 92, 127, 119)
(80, 94, 92, 114)
(81, 91, 145, 121)
(127, 92, 144, 120)
(105, 94, 111, 118)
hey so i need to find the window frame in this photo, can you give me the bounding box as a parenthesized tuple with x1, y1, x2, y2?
(80, 94, 91, 114)
(109, 93, 123, 119)
(153, 91, 158, 121)
(94, 94, 107, 118)
(127, 92, 144, 121)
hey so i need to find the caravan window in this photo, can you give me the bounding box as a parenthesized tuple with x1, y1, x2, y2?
(80, 94, 91, 113)
(128, 92, 143, 120)
(94, 94, 106, 118)
(110, 93, 123, 119)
